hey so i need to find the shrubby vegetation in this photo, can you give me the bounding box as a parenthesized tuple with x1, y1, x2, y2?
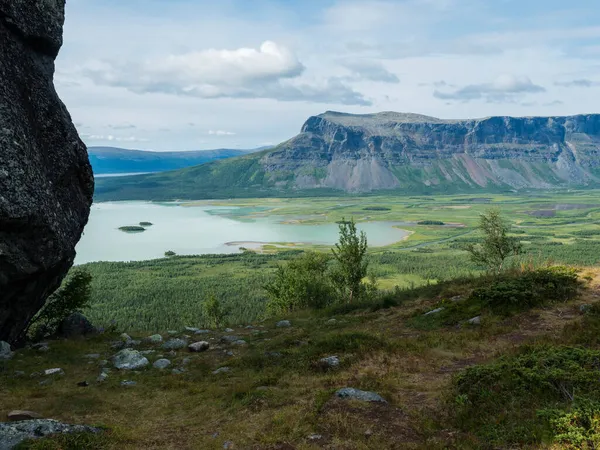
(466, 208, 522, 273)
(25, 268, 93, 340)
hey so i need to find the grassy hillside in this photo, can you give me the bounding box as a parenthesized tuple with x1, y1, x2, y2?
(89, 147, 261, 175)
(2, 269, 599, 449)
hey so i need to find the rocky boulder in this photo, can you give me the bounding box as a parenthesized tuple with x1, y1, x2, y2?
(0, 419, 100, 449)
(57, 313, 96, 338)
(0, 341, 12, 360)
(0, 0, 94, 344)
(113, 349, 149, 370)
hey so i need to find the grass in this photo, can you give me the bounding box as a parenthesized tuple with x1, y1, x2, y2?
(75, 190, 600, 333)
(2, 268, 599, 449)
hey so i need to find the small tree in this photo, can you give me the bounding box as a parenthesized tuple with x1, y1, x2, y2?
(26, 268, 93, 339)
(265, 252, 333, 314)
(331, 218, 369, 303)
(203, 294, 230, 329)
(467, 209, 522, 274)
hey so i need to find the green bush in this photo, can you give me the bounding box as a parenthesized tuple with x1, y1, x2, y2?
(417, 220, 445, 225)
(264, 252, 335, 314)
(452, 346, 600, 446)
(202, 294, 230, 329)
(469, 266, 580, 315)
(26, 269, 93, 340)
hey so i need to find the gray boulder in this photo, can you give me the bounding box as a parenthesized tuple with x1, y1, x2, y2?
(467, 316, 481, 325)
(146, 334, 163, 343)
(0, 419, 100, 450)
(220, 335, 241, 344)
(319, 356, 340, 369)
(212, 367, 231, 375)
(335, 388, 387, 403)
(0, 0, 94, 344)
(0, 341, 12, 360)
(153, 359, 171, 369)
(57, 313, 96, 338)
(113, 349, 149, 370)
(276, 320, 291, 328)
(188, 341, 210, 352)
(424, 307, 445, 316)
(162, 338, 187, 350)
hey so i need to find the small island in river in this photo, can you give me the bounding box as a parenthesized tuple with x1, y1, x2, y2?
(118, 225, 146, 233)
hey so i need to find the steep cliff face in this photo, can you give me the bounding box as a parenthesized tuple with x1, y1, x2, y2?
(0, 0, 94, 343)
(93, 111, 600, 201)
(260, 112, 600, 191)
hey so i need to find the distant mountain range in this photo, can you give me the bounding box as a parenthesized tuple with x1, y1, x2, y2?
(89, 146, 267, 175)
(94, 111, 600, 201)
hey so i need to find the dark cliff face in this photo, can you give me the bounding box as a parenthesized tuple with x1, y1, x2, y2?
(259, 112, 600, 192)
(0, 0, 94, 343)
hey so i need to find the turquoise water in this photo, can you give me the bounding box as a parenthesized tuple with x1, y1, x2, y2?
(75, 202, 409, 264)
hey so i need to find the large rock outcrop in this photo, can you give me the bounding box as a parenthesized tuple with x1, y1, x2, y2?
(0, 0, 94, 343)
(94, 111, 600, 201)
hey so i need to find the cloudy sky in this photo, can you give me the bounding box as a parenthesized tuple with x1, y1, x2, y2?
(57, 0, 600, 151)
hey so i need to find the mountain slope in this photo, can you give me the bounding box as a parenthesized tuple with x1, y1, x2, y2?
(89, 147, 264, 175)
(94, 112, 600, 200)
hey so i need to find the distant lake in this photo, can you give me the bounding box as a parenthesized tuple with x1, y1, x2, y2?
(75, 202, 409, 264)
(94, 172, 154, 178)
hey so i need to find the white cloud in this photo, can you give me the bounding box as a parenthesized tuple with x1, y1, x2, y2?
(555, 79, 600, 88)
(339, 59, 399, 83)
(81, 134, 149, 143)
(433, 75, 546, 102)
(80, 41, 369, 105)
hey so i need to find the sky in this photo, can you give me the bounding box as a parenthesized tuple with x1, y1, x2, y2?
(57, 0, 600, 151)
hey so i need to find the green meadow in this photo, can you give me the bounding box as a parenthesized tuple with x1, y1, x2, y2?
(81, 190, 600, 332)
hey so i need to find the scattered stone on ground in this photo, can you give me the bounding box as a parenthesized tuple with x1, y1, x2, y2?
(276, 320, 291, 328)
(7, 411, 42, 422)
(162, 338, 188, 350)
(167, 330, 178, 335)
(213, 367, 231, 375)
(335, 387, 387, 403)
(44, 368, 64, 376)
(195, 330, 211, 335)
(153, 359, 171, 369)
(172, 368, 186, 375)
(424, 307, 444, 316)
(58, 313, 96, 338)
(37, 345, 50, 353)
(580, 304, 592, 313)
(450, 296, 464, 303)
(100, 360, 108, 367)
(224, 328, 234, 333)
(121, 380, 137, 386)
(223, 441, 234, 449)
(97, 372, 108, 383)
(467, 316, 481, 325)
(232, 340, 247, 346)
(327, 319, 337, 325)
(0, 419, 101, 449)
(319, 356, 340, 368)
(185, 327, 200, 333)
(308, 434, 323, 441)
(0, 341, 13, 360)
(188, 341, 210, 352)
(220, 335, 241, 344)
(181, 358, 191, 366)
(146, 334, 163, 344)
(140, 350, 156, 355)
(113, 349, 149, 370)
